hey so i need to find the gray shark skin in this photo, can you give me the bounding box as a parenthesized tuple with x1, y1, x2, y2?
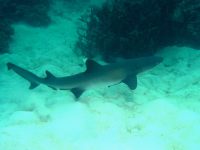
(7, 56, 163, 98)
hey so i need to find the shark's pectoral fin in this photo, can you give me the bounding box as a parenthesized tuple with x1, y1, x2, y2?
(123, 75, 137, 90)
(29, 82, 39, 89)
(85, 59, 102, 73)
(45, 70, 55, 79)
(71, 88, 84, 98)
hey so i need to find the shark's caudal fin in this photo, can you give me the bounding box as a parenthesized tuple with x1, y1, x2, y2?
(7, 62, 40, 90)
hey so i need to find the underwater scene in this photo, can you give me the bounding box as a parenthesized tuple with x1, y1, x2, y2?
(1, 0, 200, 149)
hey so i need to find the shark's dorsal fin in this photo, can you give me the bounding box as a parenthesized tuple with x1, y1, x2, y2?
(85, 59, 102, 73)
(45, 70, 55, 79)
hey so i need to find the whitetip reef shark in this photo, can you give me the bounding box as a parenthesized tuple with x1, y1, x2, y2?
(7, 56, 163, 98)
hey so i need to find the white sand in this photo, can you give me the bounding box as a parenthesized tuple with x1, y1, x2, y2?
(0, 1, 200, 150)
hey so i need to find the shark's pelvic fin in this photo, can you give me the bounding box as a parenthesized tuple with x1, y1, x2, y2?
(29, 82, 39, 89)
(71, 88, 84, 98)
(123, 75, 137, 90)
(85, 59, 102, 73)
(45, 70, 55, 79)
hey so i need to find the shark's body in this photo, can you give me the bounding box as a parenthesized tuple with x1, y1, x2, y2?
(7, 56, 163, 98)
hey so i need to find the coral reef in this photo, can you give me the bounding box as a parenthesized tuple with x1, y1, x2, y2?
(76, 0, 200, 62)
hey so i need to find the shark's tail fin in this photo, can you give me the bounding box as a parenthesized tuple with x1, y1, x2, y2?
(7, 62, 40, 90)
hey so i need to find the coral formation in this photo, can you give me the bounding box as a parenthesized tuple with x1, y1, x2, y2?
(76, 0, 200, 62)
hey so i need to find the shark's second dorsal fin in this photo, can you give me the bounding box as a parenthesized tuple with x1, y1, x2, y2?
(45, 70, 55, 79)
(85, 59, 102, 73)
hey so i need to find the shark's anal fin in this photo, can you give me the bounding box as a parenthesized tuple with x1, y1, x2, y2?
(29, 82, 39, 89)
(71, 88, 84, 99)
(85, 59, 102, 73)
(123, 75, 137, 90)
